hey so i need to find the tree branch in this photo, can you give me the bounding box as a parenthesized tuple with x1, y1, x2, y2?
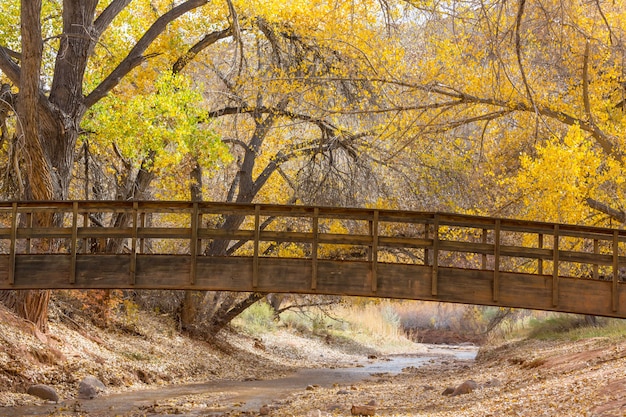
(0, 46, 21, 84)
(586, 197, 626, 223)
(85, 0, 209, 108)
(93, 0, 132, 38)
(172, 27, 232, 74)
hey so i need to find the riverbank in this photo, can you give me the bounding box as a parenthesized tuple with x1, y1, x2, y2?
(270, 337, 626, 417)
(2, 299, 625, 416)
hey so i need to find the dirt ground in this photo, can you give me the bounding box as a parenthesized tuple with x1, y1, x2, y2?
(270, 337, 626, 417)
(1, 302, 625, 416)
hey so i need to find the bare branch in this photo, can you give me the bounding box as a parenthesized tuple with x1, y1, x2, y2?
(172, 27, 232, 74)
(0, 46, 21, 84)
(582, 40, 593, 123)
(586, 197, 626, 223)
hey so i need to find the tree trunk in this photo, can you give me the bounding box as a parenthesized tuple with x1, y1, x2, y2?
(3, 1, 97, 332)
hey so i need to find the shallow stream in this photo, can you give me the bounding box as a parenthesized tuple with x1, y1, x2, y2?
(3, 344, 477, 416)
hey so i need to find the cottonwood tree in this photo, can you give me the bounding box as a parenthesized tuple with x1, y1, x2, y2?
(171, 1, 410, 335)
(391, 0, 626, 221)
(0, 0, 239, 331)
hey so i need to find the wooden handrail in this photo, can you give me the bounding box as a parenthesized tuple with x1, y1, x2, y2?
(1, 201, 624, 290)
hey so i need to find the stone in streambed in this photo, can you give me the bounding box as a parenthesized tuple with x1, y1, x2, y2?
(78, 375, 107, 399)
(27, 384, 59, 402)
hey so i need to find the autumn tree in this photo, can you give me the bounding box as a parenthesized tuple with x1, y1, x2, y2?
(388, 0, 626, 222)
(0, 0, 237, 331)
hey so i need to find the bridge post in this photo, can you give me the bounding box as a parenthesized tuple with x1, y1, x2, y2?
(552, 225, 559, 307)
(613, 230, 619, 312)
(311, 207, 319, 290)
(431, 214, 439, 296)
(481, 228, 487, 270)
(370, 210, 379, 293)
(190, 202, 199, 285)
(253, 205, 260, 289)
(593, 238, 599, 280)
(25, 212, 32, 254)
(8, 202, 17, 285)
(538, 234, 543, 275)
(424, 222, 430, 266)
(493, 219, 501, 302)
(130, 202, 138, 286)
(69, 202, 78, 284)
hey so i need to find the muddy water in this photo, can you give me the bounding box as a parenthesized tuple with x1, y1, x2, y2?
(3, 345, 477, 417)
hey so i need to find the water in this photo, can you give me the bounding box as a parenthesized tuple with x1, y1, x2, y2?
(2, 345, 477, 416)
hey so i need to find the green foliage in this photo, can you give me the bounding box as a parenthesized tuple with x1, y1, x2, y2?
(232, 301, 276, 335)
(83, 71, 229, 174)
(527, 314, 626, 341)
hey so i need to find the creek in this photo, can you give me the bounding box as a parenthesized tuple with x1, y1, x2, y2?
(3, 344, 477, 417)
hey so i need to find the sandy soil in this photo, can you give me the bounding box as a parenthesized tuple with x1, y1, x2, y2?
(270, 337, 626, 417)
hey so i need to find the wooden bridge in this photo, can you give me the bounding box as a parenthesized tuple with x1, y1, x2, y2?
(1, 201, 625, 318)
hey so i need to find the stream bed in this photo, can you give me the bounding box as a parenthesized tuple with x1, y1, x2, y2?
(3, 344, 477, 416)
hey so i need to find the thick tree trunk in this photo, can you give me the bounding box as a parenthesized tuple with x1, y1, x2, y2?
(3, 2, 97, 332)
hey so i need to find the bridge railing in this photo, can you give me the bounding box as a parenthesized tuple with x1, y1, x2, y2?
(0, 201, 624, 310)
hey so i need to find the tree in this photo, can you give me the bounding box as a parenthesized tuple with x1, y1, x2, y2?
(0, 0, 409, 333)
(0, 0, 227, 331)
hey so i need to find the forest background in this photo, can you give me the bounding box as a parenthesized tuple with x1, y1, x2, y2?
(1, 0, 626, 339)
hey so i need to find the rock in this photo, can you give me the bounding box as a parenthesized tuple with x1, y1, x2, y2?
(78, 376, 107, 399)
(351, 404, 376, 416)
(336, 389, 350, 395)
(306, 384, 315, 390)
(136, 368, 155, 384)
(259, 404, 271, 415)
(441, 387, 455, 396)
(451, 380, 478, 396)
(423, 385, 435, 391)
(367, 354, 377, 360)
(485, 378, 502, 387)
(327, 404, 343, 412)
(27, 384, 59, 402)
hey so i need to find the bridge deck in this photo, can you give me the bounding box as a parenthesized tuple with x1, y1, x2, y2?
(0, 201, 624, 318)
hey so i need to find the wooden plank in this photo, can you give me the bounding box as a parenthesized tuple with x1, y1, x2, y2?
(370, 210, 379, 293)
(613, 230, 619, 312)
(424, 222, 430, 266)
(190, 202, 198, 285)
(311, 207, 319, 290)
(538, 234, 543, 275)
(431, 215, 439, 296)
(593, 239, 599, 280)
(493, 219, 500, 302)
(70, 202, 78, 284)
(378, 236, 433, 249)
(139, 212, 146, 254)
(8, 202, 17, 284)
(25, 212, 32, 254)
(130, 202, 138, 285)
(16, 228, 73, 239)
(481, 228, 487, 270)
(553, 225, 559, 307)
(253, 205, 260, 288)
(135, 227, 191, 239)
(82, 212, 89, 254)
